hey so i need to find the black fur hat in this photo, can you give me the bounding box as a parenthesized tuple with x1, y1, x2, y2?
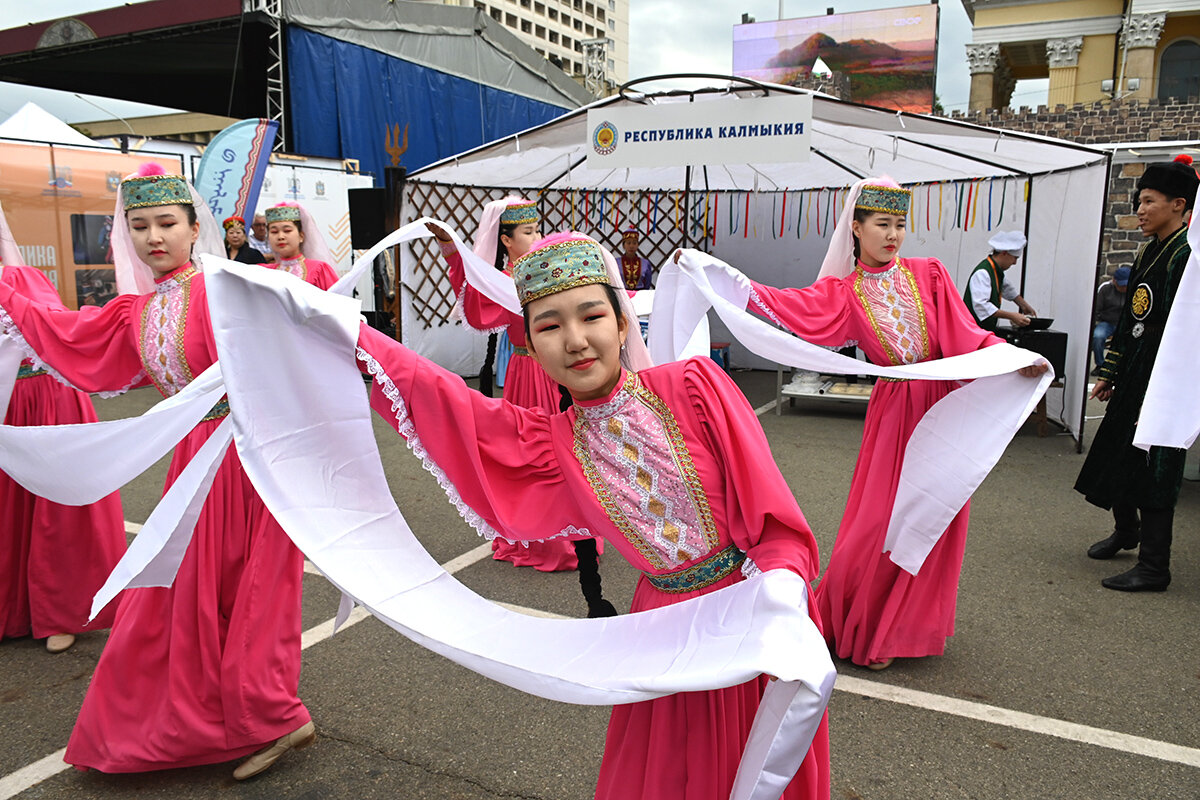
(1137, 154, 1199, 209)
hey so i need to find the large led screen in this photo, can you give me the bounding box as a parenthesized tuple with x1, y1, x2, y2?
(733, 4, 938, 112)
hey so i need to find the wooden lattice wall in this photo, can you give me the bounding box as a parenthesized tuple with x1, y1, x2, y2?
(401, 181, 702, 330)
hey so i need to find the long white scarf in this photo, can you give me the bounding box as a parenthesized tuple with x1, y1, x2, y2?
(654, 250, 1053, 574)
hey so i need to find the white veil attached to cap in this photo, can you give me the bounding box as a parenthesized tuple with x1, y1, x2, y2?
(269, 202, 338, 268)
(113, 174, 225, 296)
(817, 176, 903, 281)
(0, 200, 22, 267)
(473, 195, 533, 267)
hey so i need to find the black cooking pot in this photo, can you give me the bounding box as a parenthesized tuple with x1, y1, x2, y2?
(1024, 317, 1053, 330)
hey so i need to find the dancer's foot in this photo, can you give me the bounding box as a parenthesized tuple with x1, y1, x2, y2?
(232, 721, 316, 780)
(866, 658, 894, 671)
(45, 634, 75, 653)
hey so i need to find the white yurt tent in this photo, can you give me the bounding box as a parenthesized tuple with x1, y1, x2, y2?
(398, 81, 1110, 445)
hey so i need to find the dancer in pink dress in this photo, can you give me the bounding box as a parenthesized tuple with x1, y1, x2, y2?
(265, 201, 339, 289)
(0, 209, 126, 653)
(743, 179, 1046, 669)
(430, 198, 605, 579)
(356, 231, 830, 799)
(0, 165, 314, 778)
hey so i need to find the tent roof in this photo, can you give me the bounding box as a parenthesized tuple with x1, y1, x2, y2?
(410, 85, 1109, 191)
(0, 101, 97, 147)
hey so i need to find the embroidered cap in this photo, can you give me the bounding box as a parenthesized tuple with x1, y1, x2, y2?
(621, 226, 640, 242)
(122, 163, 191, 211)
(499, 200, 539, 226)
(223, 215, 246, 230)
(513, 232, 610, 306)
(265, 203, 302, 224)
(855, 183, 911, 216)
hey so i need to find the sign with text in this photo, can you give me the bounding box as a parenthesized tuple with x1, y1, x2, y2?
(585, 94, 812, 169)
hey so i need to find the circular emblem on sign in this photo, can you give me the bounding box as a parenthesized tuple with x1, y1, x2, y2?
(1130, 283, 1153, 320)
(592, 121, 618, 156)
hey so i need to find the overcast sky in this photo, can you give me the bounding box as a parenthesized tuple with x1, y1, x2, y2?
(0, 0, 1049, 123)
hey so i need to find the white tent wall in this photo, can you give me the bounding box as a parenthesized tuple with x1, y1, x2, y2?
(398, 86, 1112, 439)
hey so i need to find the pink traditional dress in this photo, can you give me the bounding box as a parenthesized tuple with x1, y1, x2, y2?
(0, 265, 125, 641)
(274, 255, 337, 290)
(356, 322, 830, 799)
(440, 240, 590, 571)
(0, 263, 311, 771)
(749, 256, 1000, 666)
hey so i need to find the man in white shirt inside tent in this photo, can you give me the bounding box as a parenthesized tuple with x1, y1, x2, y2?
(962, 230, 1038, 331)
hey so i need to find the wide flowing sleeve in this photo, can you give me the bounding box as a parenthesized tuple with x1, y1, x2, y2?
(441, 241, 519, 333)
(748, 276, 857, 349)
(355, 322, 590, 543)
(0, 278, 144, 393)
(926, 258, 1002, 357)
(2, 266, 65, 308)
(304, 259, 339, 290)
(681, 356, 820, 581)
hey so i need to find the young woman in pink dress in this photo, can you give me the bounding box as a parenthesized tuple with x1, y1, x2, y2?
(744, 178, 1045, 669)
(264, 201, 339, 289)
(0, 206, 126, 654)
(430, 198, 607, 581)
(355, 231, 830, 799)
(0, 165, 315, 779)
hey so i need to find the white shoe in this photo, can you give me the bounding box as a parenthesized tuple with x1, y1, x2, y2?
(232, 721, 316, 780)
(45, 634, 76, 653)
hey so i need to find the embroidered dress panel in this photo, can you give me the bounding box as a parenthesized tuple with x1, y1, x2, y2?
(139, 266, 197, 397)
(277, 256, 308, 282)
(854, 261, 929, 366)
(574, 374, 720, 570)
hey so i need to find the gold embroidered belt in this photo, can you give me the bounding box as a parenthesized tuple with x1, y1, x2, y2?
(201, 398, 231, 423)
(877, 376, 911, 383)
(644, 544, 746, 594)
(16, 364, 47, 380)
(512, 346, 531, 357)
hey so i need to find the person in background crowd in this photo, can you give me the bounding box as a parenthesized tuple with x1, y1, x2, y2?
(223, 216, 265, 265)
(1077, 154, 1198, 592)
(963, 230, 1038, 330)
(618, 227, 654, 291)
(248, 213, 274, 262)
(1091, 266, 1129, 376)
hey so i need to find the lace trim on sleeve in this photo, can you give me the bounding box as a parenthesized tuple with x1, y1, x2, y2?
(746, 286, 785, 328)
(0, 304, 143, 397)
(740, 557, 762, 579)
(356, 345, 583, 545)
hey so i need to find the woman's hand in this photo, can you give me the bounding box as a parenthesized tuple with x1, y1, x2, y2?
(1017, 360, 1050, 378)
(672, 249, 683, 264)
(425, 222, 452, 243)
(1090, 379, 1113, 401)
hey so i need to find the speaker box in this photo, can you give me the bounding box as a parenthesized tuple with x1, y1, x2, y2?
(1001, 328, 1068, 378)
(348, 188, 387, 248)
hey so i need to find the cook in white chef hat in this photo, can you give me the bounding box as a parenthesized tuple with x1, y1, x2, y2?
(987, 230, 1026, 256)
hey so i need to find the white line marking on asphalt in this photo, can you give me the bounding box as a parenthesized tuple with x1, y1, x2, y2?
(754, 399, 777, 416)
(124, 521, 141, 535)
(835, 674, 1200, 769)
(0, 750, 69, 800)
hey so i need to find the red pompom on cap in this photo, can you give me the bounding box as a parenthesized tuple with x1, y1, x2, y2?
(135, 162, 167, 177)
(1174, 154, 1193, 166)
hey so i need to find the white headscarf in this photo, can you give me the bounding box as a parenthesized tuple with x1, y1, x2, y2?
(114, 169, 224, 295)
(817, 176, 905, 281)
(267, 202, 338, 268)
(0, 200, 22, 267)
(473, 195, 535, 268)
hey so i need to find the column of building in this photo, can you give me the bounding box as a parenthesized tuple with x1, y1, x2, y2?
(1120, 13, 1166, 100)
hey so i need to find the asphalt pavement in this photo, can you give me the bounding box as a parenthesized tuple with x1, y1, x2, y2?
(1, 370, 1197, 800)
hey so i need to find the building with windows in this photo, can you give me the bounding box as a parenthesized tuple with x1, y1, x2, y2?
(413, 0, 629, 93)
(962, 0, 1200, 110)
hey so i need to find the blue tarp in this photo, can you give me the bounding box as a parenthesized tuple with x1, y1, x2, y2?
(288, 27, 573, 180)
